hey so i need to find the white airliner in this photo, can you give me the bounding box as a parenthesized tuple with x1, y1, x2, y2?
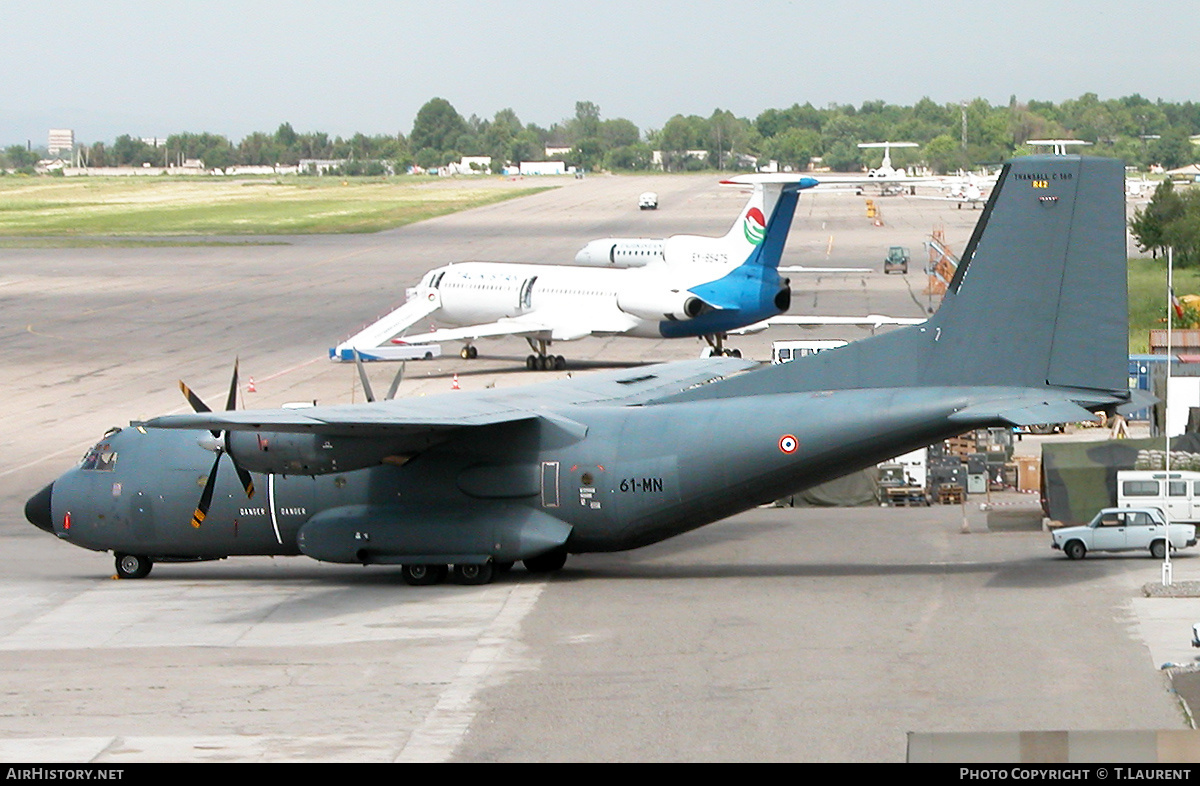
(858, 141, 921, 179)
(330, 174, 923, 370)
(908, 171, 996, 209)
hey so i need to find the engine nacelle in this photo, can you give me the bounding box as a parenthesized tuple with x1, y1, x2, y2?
(226, 431, 424, 475)
(616, 288, 706, 321)
(574, 238, 663, 268)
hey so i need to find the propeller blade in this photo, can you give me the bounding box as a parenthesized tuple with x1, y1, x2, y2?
(180, 380, 221, 438)
(181, 360, 256, 504)
(191, 452, 222, 528)
(225, 358, 240, 412)
(179, 380, 212, 413)
(235, 463, 256, 500)
(354, 350, 376, 403)
(385, 362, 406, 401)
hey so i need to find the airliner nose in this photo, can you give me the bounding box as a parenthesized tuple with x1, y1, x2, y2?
(25, 482, 54, 533)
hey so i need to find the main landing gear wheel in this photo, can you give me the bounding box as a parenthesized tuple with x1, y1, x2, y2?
(526, 354, 566, 371)
(114, 553, 153, 579)
(453, 562, 495, 585)
(401, 564, 448, 586)
(701, 334, 739, 359)
(523, 548, 568, 573)
(460, 346, 478, 360)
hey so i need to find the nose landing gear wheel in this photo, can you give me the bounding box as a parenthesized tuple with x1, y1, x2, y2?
(114, 553, 153, 579)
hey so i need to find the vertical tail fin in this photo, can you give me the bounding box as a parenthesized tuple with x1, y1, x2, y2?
(674, 156, 1129, 399)
(927, 154, 1127, 391)
(704, 176, 818, 267)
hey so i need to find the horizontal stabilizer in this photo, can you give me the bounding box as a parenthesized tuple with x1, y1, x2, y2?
(948, 397, 1099, 427)
(1117, 388, 1157, 416)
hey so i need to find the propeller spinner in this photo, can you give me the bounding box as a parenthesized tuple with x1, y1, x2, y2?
(180, 361, 255, 528)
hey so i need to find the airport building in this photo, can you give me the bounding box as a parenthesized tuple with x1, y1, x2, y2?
(47, 128, 74, 155)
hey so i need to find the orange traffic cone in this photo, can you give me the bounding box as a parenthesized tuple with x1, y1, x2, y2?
(451, 374, 460, 390)
(247, 377, 256, 393)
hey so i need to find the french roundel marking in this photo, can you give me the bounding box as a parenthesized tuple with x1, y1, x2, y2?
(778, 434, 798, 454)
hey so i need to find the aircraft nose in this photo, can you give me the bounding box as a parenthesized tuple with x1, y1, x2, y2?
(25, 482, 54, 533)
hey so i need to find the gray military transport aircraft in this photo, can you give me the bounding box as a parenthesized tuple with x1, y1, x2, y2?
(26, 155, 1138, 586)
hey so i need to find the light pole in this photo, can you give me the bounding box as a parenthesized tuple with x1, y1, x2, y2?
(1164, 245, 1175, 586)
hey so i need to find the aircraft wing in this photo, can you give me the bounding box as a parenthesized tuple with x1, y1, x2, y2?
(142, 357, 758, 437)
(394, 310, 640, 346)
(732, 315, 927, 334)
(905, 194, 985, 203)
(778, 266, 873, 274)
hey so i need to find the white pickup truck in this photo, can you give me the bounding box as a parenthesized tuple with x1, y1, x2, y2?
(1051, 507, 1197, 560)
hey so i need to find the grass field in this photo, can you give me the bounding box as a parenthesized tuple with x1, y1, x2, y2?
(0, 175, 554, 238)
(1128, 256, 1200, 353)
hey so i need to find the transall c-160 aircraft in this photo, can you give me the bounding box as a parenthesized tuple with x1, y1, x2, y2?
(28, 156, 1142, 587)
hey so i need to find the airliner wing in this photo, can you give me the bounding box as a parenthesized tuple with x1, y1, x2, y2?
(906, 194, 985, 203)
(393, 319, 551, 345)
(731, 314, 927, 334)
(393, 310, 640, 346)
(777, 266, 873, 274)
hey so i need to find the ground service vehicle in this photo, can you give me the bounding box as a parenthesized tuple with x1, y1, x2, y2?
(884, 246, 909, 274)
(771, 339, 847, 364)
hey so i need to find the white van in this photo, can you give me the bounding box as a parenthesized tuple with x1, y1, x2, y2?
(1117, 470, 1200, 523)
(771, 339, 848, 365)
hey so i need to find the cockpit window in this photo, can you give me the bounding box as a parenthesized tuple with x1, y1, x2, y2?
(81, 442, 118, 471)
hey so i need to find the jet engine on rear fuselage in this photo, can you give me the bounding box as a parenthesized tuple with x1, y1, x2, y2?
(573, 239, 663, 268)
(615, 288, 706, 321)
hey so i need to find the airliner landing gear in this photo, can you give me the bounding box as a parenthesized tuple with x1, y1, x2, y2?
(525, 338, 565, 371)
(702, 334, 741, 358)
(459, 345, 478, 360)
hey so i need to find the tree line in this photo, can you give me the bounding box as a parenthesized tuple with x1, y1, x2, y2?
(1131, 180, 1200, 268)
(4, 92, 1199, 175)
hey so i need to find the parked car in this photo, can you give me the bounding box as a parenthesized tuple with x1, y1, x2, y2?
(1051, 507, 1197, 560)
(883, 246, 909, 274)
(639, 192, 658, 210)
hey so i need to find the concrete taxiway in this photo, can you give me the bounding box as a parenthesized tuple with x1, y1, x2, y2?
(0, 173, 1193, 762)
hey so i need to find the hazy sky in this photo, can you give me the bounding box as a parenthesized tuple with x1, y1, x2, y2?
(6, 0, 1198, 147)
